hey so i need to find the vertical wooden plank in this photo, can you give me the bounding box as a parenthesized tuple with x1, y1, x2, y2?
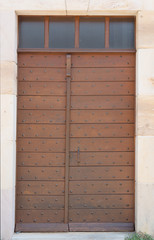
(65, 54, 71, 223)
(105, 17, 110, 49)
(44, 16, 49, 48)
(75, 17, 80, 48)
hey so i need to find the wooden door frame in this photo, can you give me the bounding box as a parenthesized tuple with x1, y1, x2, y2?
(16, 15, 136, 232)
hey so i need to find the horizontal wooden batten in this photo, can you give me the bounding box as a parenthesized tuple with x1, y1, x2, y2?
(17, 181, 65, 195)
(15, 223, 68, 232)
(18, 48, 136, 53)
(69, 222, 134, 232)
(18, 82, 134, 96)
(17, 153, 65, 167)
(69, 180, 134, 195)
(18, 124, 65, 138)
(69, 195, 134, 209)
(18, 53, 66, 68)
(71, 82, 135, 95)
(72, 53, 135, 68)
(70, 138, 134, 152)
(18, 68, 66, 81)
(70, 152, 134, 166)
(18, 82, 66, 96)
(70, 124, 134, 138)
(18, 123, 134, 138)
(18, 53, 135, 68)
(18, 67, 135, 82)
(69, 209, 134, 222)
(71, 96, 135, 110)
(71, 110, 134, 124)
(72, 68, 135, 82)
(18, 96, 66, 110)
(18, 110, 66, 124)
(16, 209, 64, 223)
(17, 167, 65, 181)
(17, 139, 65, 152)
(69, 166, 134, 180)
(16, 196, 64, 210)
(17, 152, 134, 167)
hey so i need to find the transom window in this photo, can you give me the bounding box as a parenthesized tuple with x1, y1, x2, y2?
(18, 16, 135, 49)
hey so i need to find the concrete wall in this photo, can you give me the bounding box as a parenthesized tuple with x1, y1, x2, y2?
(0, 0, 154, 239)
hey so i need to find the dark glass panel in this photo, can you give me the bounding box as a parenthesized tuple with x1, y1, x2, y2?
(79, 17, 105, 48)
(109, 18, 135, 49)
(19, 16, 44, 48)
(49, 17, 75, 48)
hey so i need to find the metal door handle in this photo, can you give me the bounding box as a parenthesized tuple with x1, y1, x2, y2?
(77, 147, 80, 163)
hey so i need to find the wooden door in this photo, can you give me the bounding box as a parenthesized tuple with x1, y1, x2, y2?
(16, 53, 68, 232)
(69, 52, 135, 231)
(16, 52, 135, 232)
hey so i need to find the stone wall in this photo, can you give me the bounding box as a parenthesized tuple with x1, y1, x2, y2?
(0, 0, 154, 239)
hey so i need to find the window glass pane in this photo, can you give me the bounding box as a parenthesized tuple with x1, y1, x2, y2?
(109, 18, 135, 49)
(19, 16, 44, 48)
(79, 17, 105, 48)
(49, 17, 75, 48)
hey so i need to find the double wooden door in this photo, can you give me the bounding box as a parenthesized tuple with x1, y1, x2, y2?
(16, 52, 135, 232)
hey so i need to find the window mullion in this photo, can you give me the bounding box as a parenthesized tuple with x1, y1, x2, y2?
(105, 16, 110, 48)
(44, 16, 49, 48)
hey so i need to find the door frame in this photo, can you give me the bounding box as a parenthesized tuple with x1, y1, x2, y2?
(15, 15, 136, 232)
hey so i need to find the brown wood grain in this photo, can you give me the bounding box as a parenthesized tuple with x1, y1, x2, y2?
(69, 209, 134, 222)
(72, 68, 135, 81)
(70, 124, 134, 138)
(18, 82, 66, 95)
(18, 67, 66, 81)
(16, 196, 64, 210)
(71, 96, 134, 109)
(18, 110, 66, 123)
(70, 152, 134, 166)
(17, 52, 135, 229)
(16, 209, 64, 223)
(65, 54, 71, 223)
(69, 180, 134, 194)
(69, 222, 134, 231)
(17, 153, 65, 167)
(18, 96, 66, 109)
(105, 17, 110, 48)
(71, 110, 134, 123)
(16, 223, 68, 232)
(71, 82, 135, 96)
(72, 53, 135, 67)
(17, 167, 64, 180)
(71, 82, 135, 95)
(17, 181, 64, 195)
(75, 17, 79, 48)
(69, 166, 134, 180)
(69, 194, 134, 209)
(17, 139, 65, 152)
(70, 138, 134, 152)
(44, 17, 49, 48)
(18, 53, 66, 67)
(18, 124, 65, 138)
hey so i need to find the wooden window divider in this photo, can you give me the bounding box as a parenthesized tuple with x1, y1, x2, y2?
(75, 16, 79, 48)
(105, 16, 110, 49)
(44, 16, 49, 48)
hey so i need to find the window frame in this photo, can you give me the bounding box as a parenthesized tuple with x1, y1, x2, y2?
(18, 15, 136, 52)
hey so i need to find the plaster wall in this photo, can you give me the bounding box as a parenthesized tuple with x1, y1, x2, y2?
(1, 1, 154, 239)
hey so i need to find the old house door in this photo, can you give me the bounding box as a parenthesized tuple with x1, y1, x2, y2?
(16, 16, 135, 232)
